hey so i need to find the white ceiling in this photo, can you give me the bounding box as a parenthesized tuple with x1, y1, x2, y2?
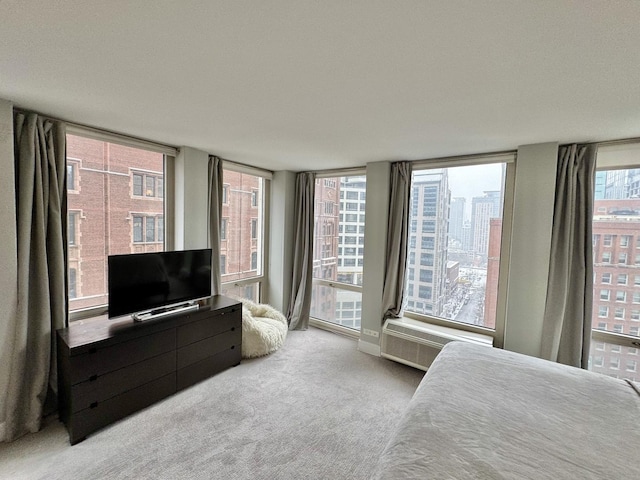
(1, 1, 640, 172)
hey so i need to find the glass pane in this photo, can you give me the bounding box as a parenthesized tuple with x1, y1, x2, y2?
(590, 166, 640, 376)
(221, 282, 259, 303)
(588, 341, 639, 382)
(221, 170, 264, 285)
(310, 283, 362, 330)
(67, 134, 164, 314)
(313, 175, 367, 287)
(404, 164, 507, 329)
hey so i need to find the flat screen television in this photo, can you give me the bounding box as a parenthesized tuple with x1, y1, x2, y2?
(108, 248, 212, 319)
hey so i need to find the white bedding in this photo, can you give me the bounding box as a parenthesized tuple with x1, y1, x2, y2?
(372, 342, 640, 479)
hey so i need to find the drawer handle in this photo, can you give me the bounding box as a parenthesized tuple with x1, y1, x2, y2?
(231, 327, 235, 331)
(231, 345, 235, 350)
(89, 375, 98, 382)
(89, 402, 98, 409)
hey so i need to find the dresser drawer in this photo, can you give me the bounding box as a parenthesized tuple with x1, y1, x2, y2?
(176, 329, 241, 369)
(176, 306, 240, 347)
(68, 329, 175, 385)
(69, 351, 176, 413)
(68, 372, 176, 445)
(176, 347, 241, 391)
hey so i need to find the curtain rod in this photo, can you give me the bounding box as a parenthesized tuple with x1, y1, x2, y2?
(586, 136, 640, 148)
(13, 106, 179, 154)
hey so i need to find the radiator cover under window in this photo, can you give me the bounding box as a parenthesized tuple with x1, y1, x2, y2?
(381, 318, 493, 371)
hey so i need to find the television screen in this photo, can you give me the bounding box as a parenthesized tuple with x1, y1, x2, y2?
(108, 248, 212, 318)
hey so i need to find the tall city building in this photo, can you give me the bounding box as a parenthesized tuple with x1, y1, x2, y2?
(335, 176, 367, 328)
(448, 197, 465, 247)
(406, 170, 450, 317)
(470, 191, 501, 261)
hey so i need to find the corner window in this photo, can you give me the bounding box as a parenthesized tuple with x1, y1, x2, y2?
(310, 173, 367, 330)
(220, 168, 269, 302)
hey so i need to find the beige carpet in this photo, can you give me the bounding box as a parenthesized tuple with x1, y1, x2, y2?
(0, 327, 423, 480)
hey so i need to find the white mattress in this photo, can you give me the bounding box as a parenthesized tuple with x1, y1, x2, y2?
(372, 342, 640, 479)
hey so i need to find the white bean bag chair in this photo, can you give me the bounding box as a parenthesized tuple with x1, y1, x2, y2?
(237, 298, 288, 358)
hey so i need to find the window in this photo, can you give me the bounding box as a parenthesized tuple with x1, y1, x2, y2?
(157, 216, 164, 242)
(133, 174, 143, 196)
(404, 160, 510, 331)
(69, 268, 77, 299)
(145, 216, 155, 242)
(598, 306, 609, 317)
(67, 162, 78, 191)
(602, 251, 611, 263)
(310, 174, 366, 330)
(604, 234, 613, 247)
(220, 168, 268, 302)
(220, 254, 226, 274)
(66, 133, 166, 316)
(600, 289, 610, 301)
(221, 218, 228, 240)
(621, 235, 631, 247)
(592, 143, 640, 381)
(133, 216, 143, 243)
(602, 272, 612, 284)
(145, 176, 155, 197)
(132, 172, 163, 198)
(68, 212, 78, 246)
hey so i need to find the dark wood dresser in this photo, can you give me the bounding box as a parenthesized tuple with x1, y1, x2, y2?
(57, 295, 241, 444)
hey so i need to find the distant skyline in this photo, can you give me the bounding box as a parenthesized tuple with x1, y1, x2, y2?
(438, 163, 504, 219)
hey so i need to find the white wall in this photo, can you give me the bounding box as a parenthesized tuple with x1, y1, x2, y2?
(0, 98, 18, 436)
(174, 147, 210, 249)
(358, 161, 391, 355)
(503, 142, 558, 356)
(267, 171, 296, 313)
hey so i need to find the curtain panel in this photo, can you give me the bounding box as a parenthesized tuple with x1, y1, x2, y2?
(381, 161, 413, 322)
(541, 144, 596, 368)
(287, 172, 315, 330)
(0, 112, 66, 442)
(207, 155, 223, 296)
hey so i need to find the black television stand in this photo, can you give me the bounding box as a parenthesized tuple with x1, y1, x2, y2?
(133, 301, 199, 322)
(56, 295, 242, 444)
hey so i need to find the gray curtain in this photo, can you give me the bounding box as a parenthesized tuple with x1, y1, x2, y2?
(1, 112, 66, 442)
(207, 155, 223, 296)
(381, 161, 413, 322)
(541, 144, 596, 369)
(287, 172, 315, 330)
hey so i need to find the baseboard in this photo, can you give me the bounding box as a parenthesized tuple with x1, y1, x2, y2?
(358, 339, 381, 357)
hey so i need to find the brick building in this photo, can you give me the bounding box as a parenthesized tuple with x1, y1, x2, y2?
(67, 135, 164, 312)
(591, 198, 640, 379)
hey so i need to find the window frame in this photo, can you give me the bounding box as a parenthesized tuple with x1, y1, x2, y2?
(590, 147, 640, 365)
(402, 154, 516, 347)
(66, 125, 175, 323)
(219, 162, 271, 302)
(309, 169, 367, 334)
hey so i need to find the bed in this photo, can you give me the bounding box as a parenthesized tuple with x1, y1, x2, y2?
(372, 342, 640, 479)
